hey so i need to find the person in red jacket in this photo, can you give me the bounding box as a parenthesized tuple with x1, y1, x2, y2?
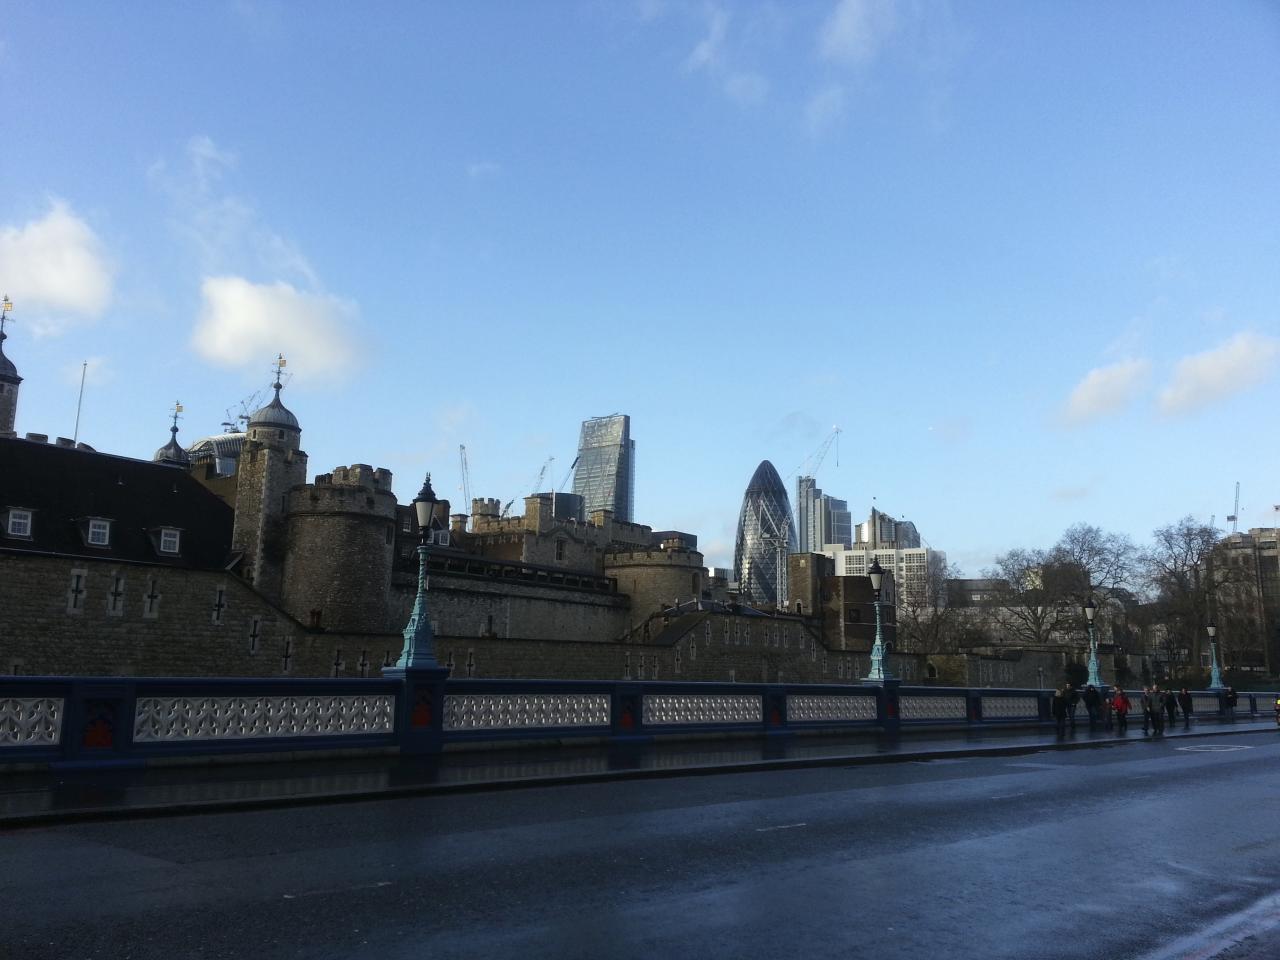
(1112, 686, 1131, 733)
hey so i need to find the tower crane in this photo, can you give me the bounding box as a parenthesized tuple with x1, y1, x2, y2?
(1227, 481, 1240, 534)
(458, 444, 472, 512)
(557, 456, 579, 493)
(530, 456, 554, 494)
(788, 426, 842, 480)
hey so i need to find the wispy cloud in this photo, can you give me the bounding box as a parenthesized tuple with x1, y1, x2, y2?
(1158, 332, 1280, 416)
(61, 356, 114, 387)
(154, 135, 364, 380)
(0, 200, 114, 336)
(818, 0, 898, 66)
(804, 83, 846, 136)
(1062, 358, 1151, 426)
(683, 5, 770, 105)
(193, 277, 359, 381)
(467, 160, 502, 180)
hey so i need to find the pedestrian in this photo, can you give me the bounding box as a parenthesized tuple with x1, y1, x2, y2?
(1226, 687, 1238, 721)
(1165, 685, 1179, 728)
(1140, 686, 1153, 734)
(1151, 685, 1166, 734)
(1177, 687, 1193, 728)
(1083, 685, 1101, 729)
(1101, 688, 1114, 731)
(1066, 683, 1080, 730)
(1113, 686, 1130, 733)
(1052, 687, 1069, 737)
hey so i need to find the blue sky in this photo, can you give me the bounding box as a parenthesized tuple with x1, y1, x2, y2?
(2, 1, 1278, 574)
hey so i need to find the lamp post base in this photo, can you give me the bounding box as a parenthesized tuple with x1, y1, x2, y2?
(383, 664, 450, 755)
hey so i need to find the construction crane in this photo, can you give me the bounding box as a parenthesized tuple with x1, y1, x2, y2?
(1227, 481, 1240, 534)
(529, 456, 554, 494)
(458, 444, 472, 512)
(788, 425, 842, 480)
(557, 456, 579, 493)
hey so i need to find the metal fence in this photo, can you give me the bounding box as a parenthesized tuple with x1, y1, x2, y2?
(0, 674, 1262, 769)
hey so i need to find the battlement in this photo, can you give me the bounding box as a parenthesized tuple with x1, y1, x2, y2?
(602, 547, 705, 569)
(317, 463, 394, 492)
(289, 479, 397, 520)
(471, 497, 502, 519)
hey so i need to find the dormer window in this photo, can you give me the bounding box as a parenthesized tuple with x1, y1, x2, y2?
(88, 519, 111, 546)
(6, 509, 32, 538)
(159, 528, 181, 554)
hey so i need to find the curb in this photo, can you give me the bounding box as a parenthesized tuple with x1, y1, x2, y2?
(3, 723, 1275, 830)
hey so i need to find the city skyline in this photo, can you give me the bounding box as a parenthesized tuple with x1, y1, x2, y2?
(1, 3, 1277, 574)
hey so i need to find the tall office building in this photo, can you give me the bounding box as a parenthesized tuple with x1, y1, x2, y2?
(734, 460, 798, 607)
(571, 414, 635, 522)
(796, 476, 852, 553)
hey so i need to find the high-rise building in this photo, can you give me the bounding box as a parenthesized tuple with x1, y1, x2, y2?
(572, 414, 634, 522)
(796, 476, 852, 552)
(734, 460, 797, 606)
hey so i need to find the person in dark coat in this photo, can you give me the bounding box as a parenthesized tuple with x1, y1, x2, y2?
(1083, 685, 1102, 729)
(1052, 688, 1069, 737)
(1065, 683, 1080, 730)
(1226, 687, 1239, 721)
(1177, 688, 1193, 728)
(1165, 685, 1179, 728)
(1150, 685, 1166, 734)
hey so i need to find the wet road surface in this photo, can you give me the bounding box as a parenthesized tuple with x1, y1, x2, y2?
(4, 730, 1280, 959)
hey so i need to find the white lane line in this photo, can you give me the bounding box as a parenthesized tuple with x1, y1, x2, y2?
(283, 880, 393, 900)
(1132, 891, 1280, 960)
(989, 793, 1026, 800)
(1176, 745, 1253, 753)
(755, 823, 807, 833)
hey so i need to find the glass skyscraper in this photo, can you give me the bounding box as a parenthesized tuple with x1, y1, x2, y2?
(734, 460, 798, 607)
(796, 476, 852, 553)
(572, 414, 635, 522)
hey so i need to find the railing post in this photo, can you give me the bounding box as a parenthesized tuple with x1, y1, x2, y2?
(384, 665, 450, 755)
(967, 689, 983, 724)
(59, 680, 135, 765)
(879, 679, 901, 733)
(611, 682, 646, 742)
(764, 685, 788, 735)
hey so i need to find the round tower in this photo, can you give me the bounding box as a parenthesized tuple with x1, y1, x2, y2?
(281, 464, 398, 634)
(604, 546, 706, 620)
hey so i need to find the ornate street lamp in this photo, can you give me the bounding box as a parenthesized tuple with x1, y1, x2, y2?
(1207, 621, 1225, 690)
(1084, 597, 1105, 688)
(395, 473, 444, 669)
(864, 559, 892, 682)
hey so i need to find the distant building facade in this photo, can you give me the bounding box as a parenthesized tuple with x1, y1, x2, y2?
(571, 414, 635, 523)
(795, 476, 852, 552)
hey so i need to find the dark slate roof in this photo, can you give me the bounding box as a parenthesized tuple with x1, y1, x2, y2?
(0, 331, 19, 382)
(0, 437, 233, 568)
(153, 426, 191, 467)
(249, 383, 300, 431)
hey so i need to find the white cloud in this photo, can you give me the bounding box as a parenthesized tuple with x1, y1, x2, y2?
(466, 160, 502, 180)
(0, 200, 113, 335)
(819, 0, 898, 65)
(805, 83, 846, 135)
(61, 356, 114, 387)
(683, 5, 769, 104)
(1062, 358, 1151, 425)
(1158, 332, 1280, 416)
(193, 277, 360, 381)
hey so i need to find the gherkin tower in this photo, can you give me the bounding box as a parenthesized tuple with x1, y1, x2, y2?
(733, 460, 797, 606)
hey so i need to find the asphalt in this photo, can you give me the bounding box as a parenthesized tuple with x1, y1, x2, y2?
(2, 715, 1276, 827)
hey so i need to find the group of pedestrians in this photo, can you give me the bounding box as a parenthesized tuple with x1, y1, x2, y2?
(1049, 682, 1234, 737)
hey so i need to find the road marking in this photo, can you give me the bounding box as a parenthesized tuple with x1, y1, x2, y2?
(1175, 745, 1254, 753)
(283, 880, 392, 900)
(755, 823, 807, 833)
(1132, 891, 1280, 960)
(988, 793, 1026, 800)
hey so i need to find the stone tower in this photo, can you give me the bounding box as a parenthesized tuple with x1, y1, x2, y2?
(231, 363, 308, 601)
(280, 464, 398, 633)
(0, 303, 21, 438)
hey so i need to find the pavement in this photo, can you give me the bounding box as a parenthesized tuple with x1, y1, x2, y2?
(6, 722, 1280, 960)
(2, 715, 1276, 827)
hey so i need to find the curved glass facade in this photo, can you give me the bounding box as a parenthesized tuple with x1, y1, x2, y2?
(572, 414, 634, 522)
(734, 460, 797, 606)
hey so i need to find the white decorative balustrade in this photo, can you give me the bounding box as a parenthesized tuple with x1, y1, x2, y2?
(787, 694, 877, 722)
(443, 694, 610, 731)
(899, 695, 967, 721)
(980, 696, 1039, 720)
(0, 697, 63, 746)
(642, 694, 761, 725)
(133, 695, 395, 742)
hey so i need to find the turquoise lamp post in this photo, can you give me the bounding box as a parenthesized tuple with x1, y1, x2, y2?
(1207, 621, 1225, 690)
(1084, 597, 1105, 688)
(864, 559, 892, 682)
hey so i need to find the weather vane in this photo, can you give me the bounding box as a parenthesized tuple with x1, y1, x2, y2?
(171, 401, 184, 431)
(0, 294, 12, 338)
(272, 353, 287, 387)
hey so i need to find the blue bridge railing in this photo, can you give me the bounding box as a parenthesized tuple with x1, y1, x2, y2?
(0, 673, 1263, 769)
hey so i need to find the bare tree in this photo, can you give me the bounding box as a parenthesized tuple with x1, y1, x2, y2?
(896, 558, 964, 655)
(1140, 516, 1219, 680)
(981, 548, 1076, 646)
(1051, 523, 1137, 599)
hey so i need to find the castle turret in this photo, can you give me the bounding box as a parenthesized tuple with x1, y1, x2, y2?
(152, 403, 191, 468)
(231, 357, 308, 600)
(0, 298, 21, 438)
(280, 464, 398, 633)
